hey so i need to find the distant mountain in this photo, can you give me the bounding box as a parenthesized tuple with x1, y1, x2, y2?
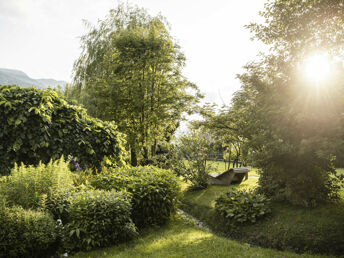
(0, 68, 66, 89)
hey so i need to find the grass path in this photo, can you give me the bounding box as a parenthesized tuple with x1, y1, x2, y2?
(72, 214, 328, 258)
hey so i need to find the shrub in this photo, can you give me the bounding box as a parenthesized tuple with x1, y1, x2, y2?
(255, 154, 342, 207)
(0, 158, 73, 209)
(0, 85, 126, 175)
(46, 188, 75, 223)
(0, 205, 58, 258)
(63, 189, 137, 251)
(176, 129, 214, 189)
(91, 166, 181, 227)
(215, 189, 271, 225)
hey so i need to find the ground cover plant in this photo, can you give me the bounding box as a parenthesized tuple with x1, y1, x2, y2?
(0, 85, 126, 175)
(215, 189, 271, 225)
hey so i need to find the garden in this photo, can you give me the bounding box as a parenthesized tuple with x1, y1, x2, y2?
(1, 1, 344, 257)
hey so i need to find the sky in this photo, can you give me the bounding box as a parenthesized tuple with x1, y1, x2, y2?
(0, 0, 267, 105)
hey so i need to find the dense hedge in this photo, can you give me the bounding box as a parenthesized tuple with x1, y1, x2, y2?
(91, 166, 181, 227)
(0, 158, 73, 209)
(0, 205, 58, 258)
(63, 189, 137, 252)
(0, 85, 126, 175)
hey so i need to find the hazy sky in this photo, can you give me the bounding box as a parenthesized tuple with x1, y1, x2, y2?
(0, 0, 267, 105)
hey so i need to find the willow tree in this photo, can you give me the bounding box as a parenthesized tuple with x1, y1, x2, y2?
(71, 5, 201, 165)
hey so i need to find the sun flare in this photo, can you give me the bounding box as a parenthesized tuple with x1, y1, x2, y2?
(304, 53, 332, 83)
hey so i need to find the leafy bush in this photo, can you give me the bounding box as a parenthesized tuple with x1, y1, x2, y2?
(63, 189, 137, 251)
(215, 189, 271, 225)
(90, 166, 181, 227)
(0, 158, 73, 209)
(254, 153, 342, 207)
(0, 85, 126, 175)
(176, 129, 214, 189)
(0, 205, 58, 258)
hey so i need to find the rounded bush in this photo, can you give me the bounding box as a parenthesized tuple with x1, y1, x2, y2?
(0, 205, 58, 258)
(215, 189, 271, 225)
(91, 166, 181, 227)
(0, 85, 126, 175)
(64, 189, 137, 251)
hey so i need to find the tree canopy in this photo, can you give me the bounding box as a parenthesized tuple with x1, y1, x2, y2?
(0, 85, 126, 175)
(199, 0, 344, 206)
(69, 4, 202, 166)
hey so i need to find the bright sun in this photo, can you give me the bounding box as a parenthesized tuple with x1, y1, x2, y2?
(304, 53, 332, 83)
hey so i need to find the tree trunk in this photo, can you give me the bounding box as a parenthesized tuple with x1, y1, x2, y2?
(131, 149, 137, 166)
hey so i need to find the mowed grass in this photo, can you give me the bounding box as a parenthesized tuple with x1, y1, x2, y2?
(207, 160, 259, 177)
(72, 215, 327, 258)
(72, 165, 344, 257)
(336, 168, 344, 175)
(183, 177, 259, 208)
(181, 165, 344, 256)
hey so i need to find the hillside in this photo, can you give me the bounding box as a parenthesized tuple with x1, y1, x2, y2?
(0, 68, 66, 89)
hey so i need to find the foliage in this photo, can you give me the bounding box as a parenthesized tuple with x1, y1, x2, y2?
(247, 0, 344, 59)
(182, 176, 344, 255)
(201, 0, 344, 206)
(46, 188, 74, 223)
(176, 129, 214, 189)
(71, 216, 318, 258)
(0, 205, 58, 258)
(0, 158, 74, 209)
(63, 189, 137, 252)
(70, 4, 201, 166)
(195, 103, 248, 168)
(45, 184, 94, 223)
(0, 85, 126, 175)
(215, 189, 271, 225)
(90, 166, 181, 227)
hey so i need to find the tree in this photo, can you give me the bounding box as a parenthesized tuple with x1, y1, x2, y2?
(231, 0, 344, 206)
(70, 4, 201, 166)
(194, 104, 248, 169)
(0, 85, 126, 175)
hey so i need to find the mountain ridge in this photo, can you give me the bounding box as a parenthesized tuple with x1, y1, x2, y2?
(0, 68, 67, 89)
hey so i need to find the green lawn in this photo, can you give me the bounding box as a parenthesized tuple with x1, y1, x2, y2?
(183, 177, 258, 208)
(72, 166, 344, 257)
(336, 168, 344, 175)
(181, 167, 344, 256)
(207, 160, 259, 176)
(72, 215, 327, 258)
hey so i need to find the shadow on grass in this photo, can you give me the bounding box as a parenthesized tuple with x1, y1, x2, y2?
(182, 189, 344, 256)
(72, 216, 324, 258)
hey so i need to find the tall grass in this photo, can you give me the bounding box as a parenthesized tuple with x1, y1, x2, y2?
(0, 157, 73, 209)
